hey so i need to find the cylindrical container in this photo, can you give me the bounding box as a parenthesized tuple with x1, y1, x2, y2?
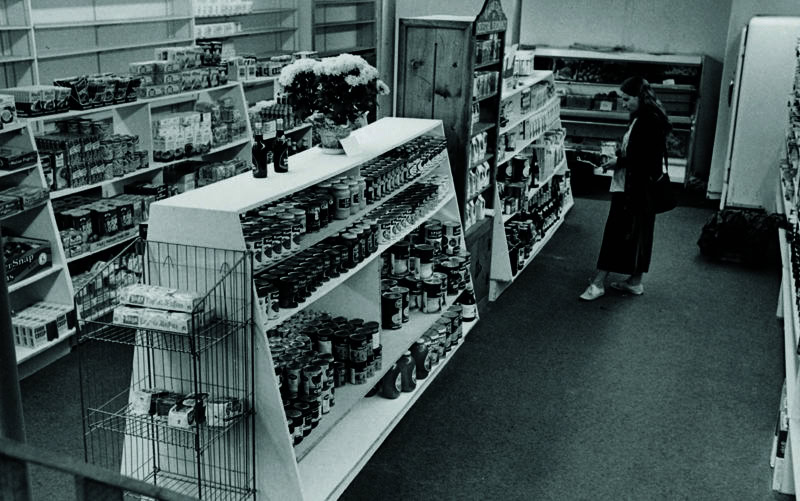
(410, 338, 430, 379)
(422, 278, 442, 314)
(340, 232, 360, 268)
(389, 286, 410, 323)
(413, 243, 434, 280)
(316, 329, 333, 354)
(380, 363, 402, 399)
(443, 221, 462, 255)
(380, 278, 397, 292)
(424, 220, 443, 253)
(333, 183, 351, 219)
(347, 179, 360, 215)
(357, 176, 367, 210)
(363, 320, 380, 350)
(443, 311, 462, 345)
(381, 292, 403, 329)
(447, 305, 464, 341)
(286, 363, 303, 398)
(285, 409, 304, 445)
(398, 351, 417, 392)
(278, 275, 298, 309)
(438, 261, 461, 295)
(333, 361, 347, 387)
(432, 272, 449, 306)
(291, 208, 307, 235)
(333, 330, 351, 361)
(391, 241, 410, 275)
(349, 360, 369, 385)
(348, 334, 370, 364)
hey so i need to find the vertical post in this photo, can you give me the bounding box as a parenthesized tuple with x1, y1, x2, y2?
(0, 227, 31, 499)
(377, 0, 396, 118)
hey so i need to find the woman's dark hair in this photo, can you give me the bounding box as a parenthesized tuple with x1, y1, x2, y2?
(620, 76, 671, 131)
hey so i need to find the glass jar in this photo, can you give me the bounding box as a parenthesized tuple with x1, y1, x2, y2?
(332, 183, 351, 220)
(347, 179, 360, 215)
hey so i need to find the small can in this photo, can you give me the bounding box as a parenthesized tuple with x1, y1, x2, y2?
(380, 278, 397, 292)
(381, 292, 403, 329)
(333, 361, 347, 387)
(349, 361, 369, 385)
(422, 278, 442, 314)
(443, 221, 462, 255)
(424, 220, 443, 253)
(432, 272, 449, 306)
(348, 334, 370, 363)
(438, 261, 461, 295)
(443, 310, 462, 343)
(333, 331, 351, 361)
(389, 286, 410, 323)
(286, 363, 303, 397)
(285, 409, 304, 445)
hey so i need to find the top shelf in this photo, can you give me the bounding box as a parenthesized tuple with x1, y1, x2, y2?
(502, 70, 553, 101)
(34, 16, 192, 29)
(152, 117, 443, 214)
(532, 47, 703, 66)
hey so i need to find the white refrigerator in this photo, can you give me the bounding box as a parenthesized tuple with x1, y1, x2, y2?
(708, 16, 800, 211)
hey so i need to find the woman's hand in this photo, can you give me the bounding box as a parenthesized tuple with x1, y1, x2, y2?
(601, 157, 617, 173)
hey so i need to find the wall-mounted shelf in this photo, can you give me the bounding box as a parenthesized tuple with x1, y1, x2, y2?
(33, 16, 192, 29)
(37, 38, 195, 59)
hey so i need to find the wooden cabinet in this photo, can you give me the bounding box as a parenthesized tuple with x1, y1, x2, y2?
(532, 47, 720, 187)
(396, 0, 507, 307)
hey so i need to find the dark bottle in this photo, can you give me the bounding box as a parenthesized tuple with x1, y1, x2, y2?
(459, 282, 477, 322)
(274, 118, 289, 173)
(252, 121, 268, 178)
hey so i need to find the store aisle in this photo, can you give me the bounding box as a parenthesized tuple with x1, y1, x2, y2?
(342, 196, 785, 501)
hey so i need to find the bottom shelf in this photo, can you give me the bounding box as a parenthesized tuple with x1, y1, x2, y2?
(15, 328, 76, 379)
(297, 320, 478, 501)
(490, 198, 574, 301)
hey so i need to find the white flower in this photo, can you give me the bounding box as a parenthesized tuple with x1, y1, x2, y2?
(278, 58, 319, 87)
(377, 79, 390, 95)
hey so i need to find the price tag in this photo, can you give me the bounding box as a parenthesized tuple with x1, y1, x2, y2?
(599, 100, 613, 112)
(339, 133, 363, 156)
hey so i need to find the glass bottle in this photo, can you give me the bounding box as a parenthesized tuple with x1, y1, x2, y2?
(252, 121, 268, 178)
(459, 282, 477, 322)
(273, 118, 289, 173)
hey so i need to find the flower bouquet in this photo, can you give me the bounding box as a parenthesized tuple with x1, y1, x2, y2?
(279, 54, 390, 153)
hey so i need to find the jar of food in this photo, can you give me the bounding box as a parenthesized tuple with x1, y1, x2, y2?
(347, 179, 360, 215)
(381, 292, 403, 329)
(285, 409, 304, 445)
(348, 333, 370, 364)
(389, 286, 410, 323)
(333, 183, 351, 220)
(316, 328, 333, 354)
(422, 278, 442, 313)
(357, 176, 367, 210)
(340, 232, 360, 268)
(432, 271, 449, 306)
(391, 241, 410, 275)
(413, 243, 435, 280)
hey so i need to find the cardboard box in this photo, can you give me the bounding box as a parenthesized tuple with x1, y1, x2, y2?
(4, 235, 52, 285)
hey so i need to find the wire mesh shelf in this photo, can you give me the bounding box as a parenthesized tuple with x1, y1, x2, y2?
(80, 320, 248, 354)
(77, 239, 255, 500)
(87, 402, 250, 451)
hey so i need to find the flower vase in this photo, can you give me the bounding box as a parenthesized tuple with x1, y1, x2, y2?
(316, 113, 369, 154)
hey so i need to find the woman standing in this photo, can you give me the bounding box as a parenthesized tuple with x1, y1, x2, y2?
(579, 76, 672, 301)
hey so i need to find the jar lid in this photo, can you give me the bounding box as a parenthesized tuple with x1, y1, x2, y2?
(333, 183, 349, 190)
(414, 243, 434, 259)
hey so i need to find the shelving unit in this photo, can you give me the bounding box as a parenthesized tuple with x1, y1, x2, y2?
(1, 119, 75, 379)
(312, 0, 376, 64)
(531, 46, 721, 186)
(489, 69, 572, 301)
(145, 117, 479, 500)
(0, 0, 35, 88)
(396, 0, 507, 311)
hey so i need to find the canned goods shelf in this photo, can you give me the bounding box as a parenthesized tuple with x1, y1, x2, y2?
(497, 118, 561, 167)
(254, 160, 447, 275)
(501, 155, 569, 223)
(50, 163, 164, 199)
(293, 302, 469, 460)
(151, 136, 251, 170)
(297, 320, 478, 500)
(264, 191, 455, 329)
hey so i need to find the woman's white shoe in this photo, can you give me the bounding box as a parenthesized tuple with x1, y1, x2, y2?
(579, 284, 605, 301)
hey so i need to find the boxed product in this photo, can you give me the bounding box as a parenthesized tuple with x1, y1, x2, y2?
(0, 93, 17, 125)
(117, 284, 203, 313)
(112, 305, 212, 333)
(4, 235, 52, 285)
(0, 185, 48, 209)
(0, 194, 20, 217)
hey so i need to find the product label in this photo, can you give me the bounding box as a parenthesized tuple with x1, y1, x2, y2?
(462, 303, 477, 320)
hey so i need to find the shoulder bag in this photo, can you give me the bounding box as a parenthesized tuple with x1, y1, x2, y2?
(651, 147, 677, 214)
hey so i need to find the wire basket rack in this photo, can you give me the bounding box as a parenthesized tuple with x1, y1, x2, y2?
(75, 239, 255, 500)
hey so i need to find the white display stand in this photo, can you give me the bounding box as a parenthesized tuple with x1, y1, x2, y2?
(146, 117, 480, 500)
(2, 120, 75, 378)
(489, 70, 573, 301)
